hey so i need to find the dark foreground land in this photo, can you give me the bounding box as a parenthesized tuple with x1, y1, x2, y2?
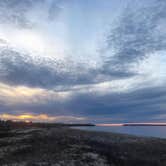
(0, 124, 166, 166)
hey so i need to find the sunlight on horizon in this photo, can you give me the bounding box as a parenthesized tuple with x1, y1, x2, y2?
(0, 113, 86, 123)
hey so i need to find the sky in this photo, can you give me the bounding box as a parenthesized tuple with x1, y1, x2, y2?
(0, 0, 166, 123)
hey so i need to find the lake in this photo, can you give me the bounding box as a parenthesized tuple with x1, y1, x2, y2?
(73, 126, 166, 138)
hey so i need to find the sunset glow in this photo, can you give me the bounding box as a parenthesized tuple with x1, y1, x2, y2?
(0, 113, 86, 123)
(0, 114, 57, 122)
(0, 82, 71, 105)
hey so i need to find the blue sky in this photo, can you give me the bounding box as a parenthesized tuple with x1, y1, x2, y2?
(0, 0, 166, 123)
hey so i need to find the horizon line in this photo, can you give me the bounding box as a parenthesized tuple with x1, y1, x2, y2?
(96, 123, 166, 126)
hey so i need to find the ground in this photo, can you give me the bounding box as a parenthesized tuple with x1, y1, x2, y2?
(0, 127, 166, 166)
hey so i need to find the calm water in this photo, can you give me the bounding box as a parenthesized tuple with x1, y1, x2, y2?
(73, 126, 166, 138)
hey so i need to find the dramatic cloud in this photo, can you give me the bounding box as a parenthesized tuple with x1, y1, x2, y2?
(0, 0, 165, 123)
(104, 0, 166, 75)
(0, 48, 102, 88)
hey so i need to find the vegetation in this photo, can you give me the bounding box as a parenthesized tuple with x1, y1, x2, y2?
(0, 121, 166, 166)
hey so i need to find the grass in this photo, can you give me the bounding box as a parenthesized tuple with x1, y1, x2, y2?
(0, 121, 166, 165)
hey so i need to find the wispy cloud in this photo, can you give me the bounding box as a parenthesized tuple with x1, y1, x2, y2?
(104, 0, 166, 76)
(0, 82, 71, 106)
(0, 0, 61, 28)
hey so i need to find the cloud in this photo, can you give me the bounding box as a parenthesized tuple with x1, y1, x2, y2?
(0, 0, 61, 28)
(0, 0, 139, 91)
(0, 48, 96, 88)
(62, 85, 166, 123)
(0, 82, 71, 106)
(0, 79, 165, 123)
(0, 0, 166, 123)
(104, 0, 166, 75)
(0, 47, 132, 89)
(0, 0, 68, 60)
(0, 0, 143, 92)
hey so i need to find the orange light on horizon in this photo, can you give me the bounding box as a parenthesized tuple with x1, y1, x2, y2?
(0, 113, 57, 122)
(0, 113, 86, 123)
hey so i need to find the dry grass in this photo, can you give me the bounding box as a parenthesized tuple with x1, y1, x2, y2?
(0, 125, 166, 166)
